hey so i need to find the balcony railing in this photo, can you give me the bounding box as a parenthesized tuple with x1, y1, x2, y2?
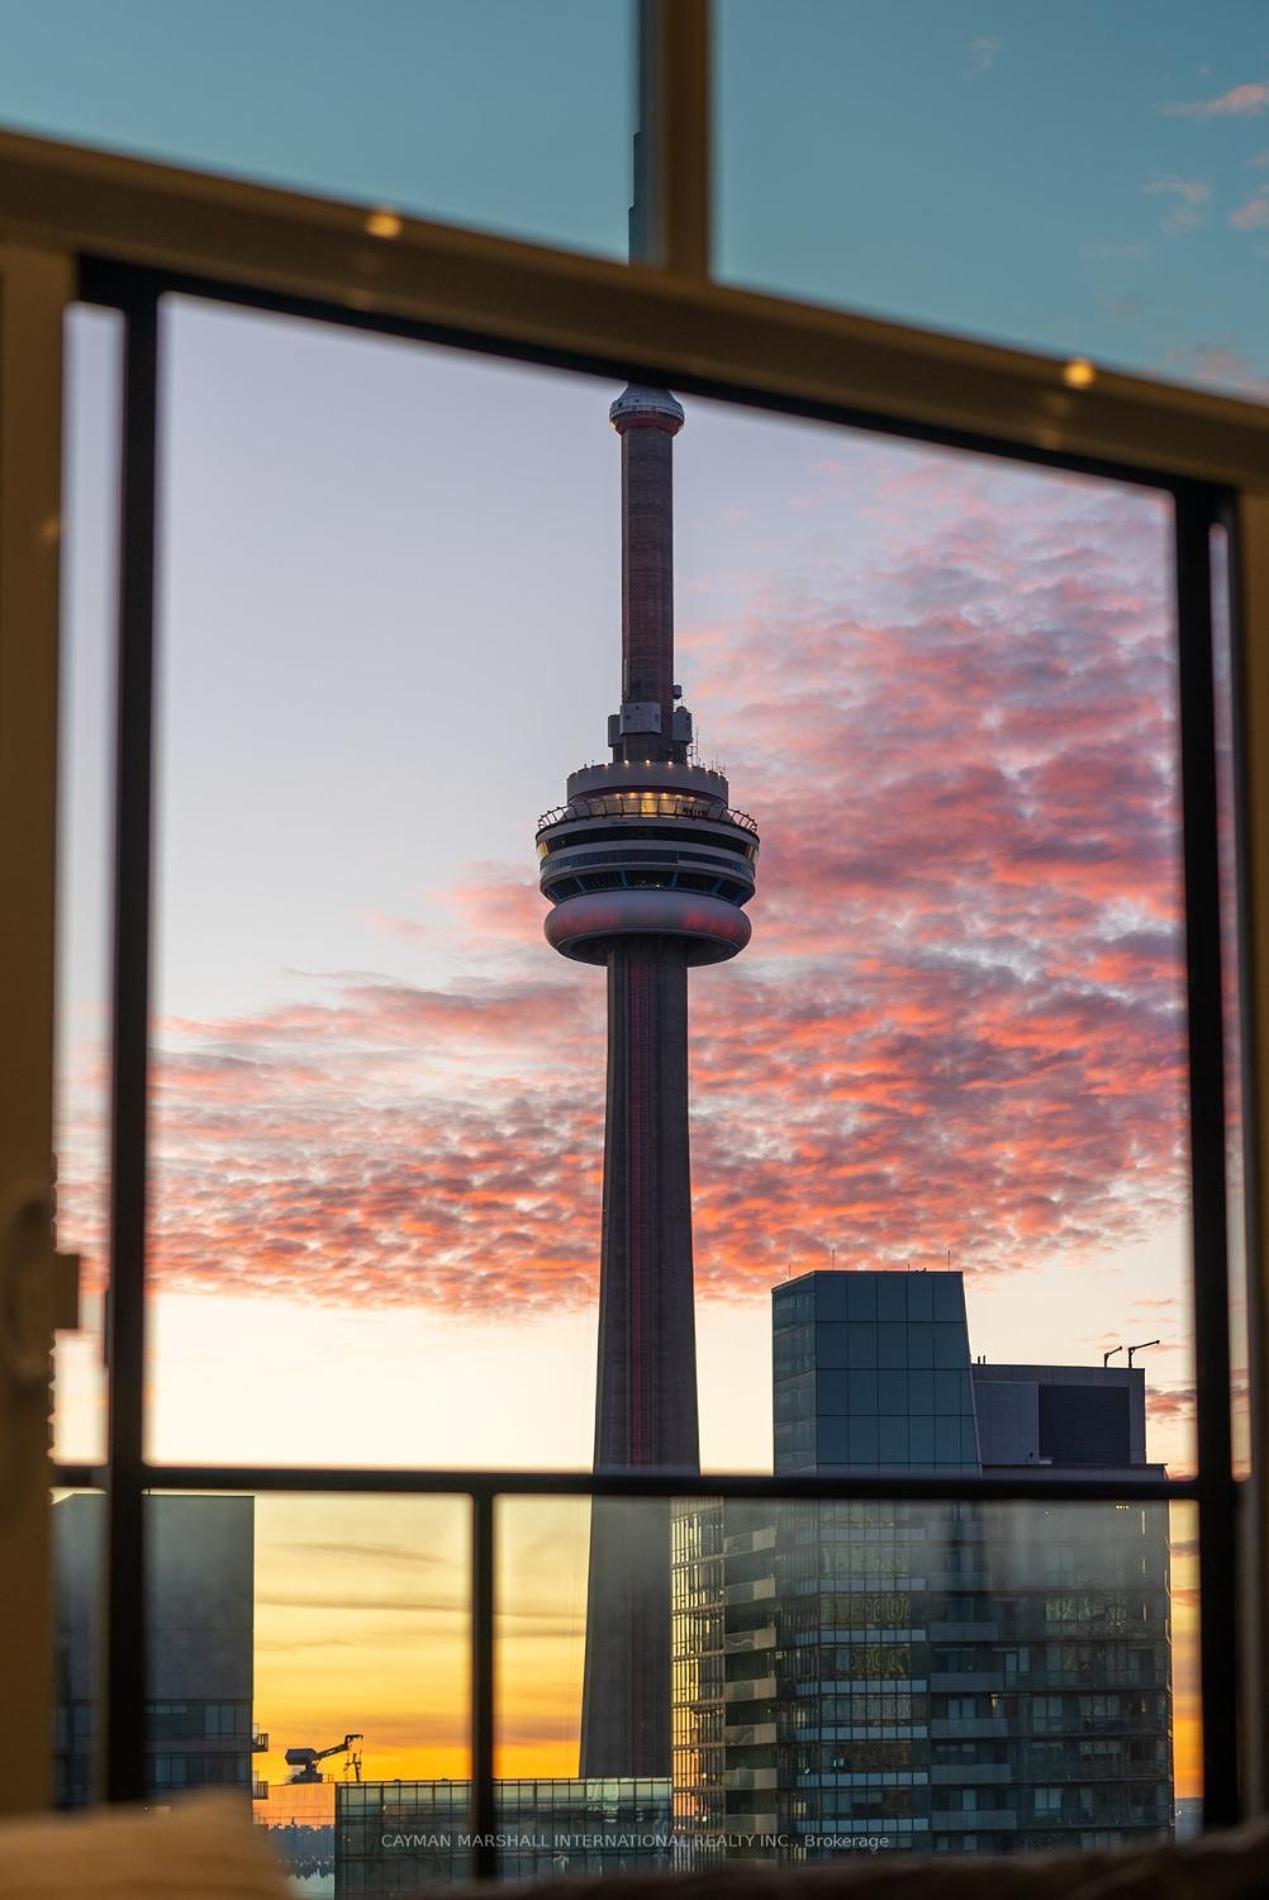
(723, 1722, 778, 1748)
(723, 1767, 779, 1792)
(724, 1526, 777, 1556)
(723, 1811, 779, 1835)
(537, 796, 759, 835)
(723, 1577, 776, 1605)
(53, 1460, 1195, 1878)
(723, 1676, 779, 1703)
(724, 1625, 777, 1654)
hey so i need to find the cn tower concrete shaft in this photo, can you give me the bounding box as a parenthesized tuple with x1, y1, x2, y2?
(594, 940, 698, 1472)
(581, 938, 696, 1776)
(536, 385, 758, 1777)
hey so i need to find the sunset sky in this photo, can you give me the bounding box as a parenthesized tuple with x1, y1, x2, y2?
(53, 288, 1205, 1791)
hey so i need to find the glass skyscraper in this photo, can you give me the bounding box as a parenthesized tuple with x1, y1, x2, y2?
(672, 1272, 1172, 1860)
(772, 1269, 980, 1476)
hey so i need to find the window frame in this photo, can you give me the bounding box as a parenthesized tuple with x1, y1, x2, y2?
(0, 0, 1261, 1860)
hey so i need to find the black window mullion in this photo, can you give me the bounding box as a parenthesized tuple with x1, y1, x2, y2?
(1174, 481, 1241, 1827)
(91, 1464, 1198, 1503)
(471, 1489, 497, 1879)
(103, 288, 160, 1807)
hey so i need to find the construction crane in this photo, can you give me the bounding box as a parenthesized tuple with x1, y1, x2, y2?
(284, 1733, 364, 1784)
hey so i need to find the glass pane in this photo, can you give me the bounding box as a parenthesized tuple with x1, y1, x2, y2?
(0, 0, 632, 259)
(717, 0, 1269, 401)
(141, 302, 1196, 1480)
(145, 297, 620, 1469)
(100, 1491, 472, 1892)
(681, 421, 1195, 1480)
(53, 1487, 1198, 1869)
(53, 305, 123, 1467)
(483, 1495, 1190, 1874)
(497, 1497, 590, 1782)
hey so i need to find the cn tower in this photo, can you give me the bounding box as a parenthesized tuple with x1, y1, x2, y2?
(535, 386, 759, 1774)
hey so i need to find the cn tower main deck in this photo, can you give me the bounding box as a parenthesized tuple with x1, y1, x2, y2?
(537, 760, 757, 968)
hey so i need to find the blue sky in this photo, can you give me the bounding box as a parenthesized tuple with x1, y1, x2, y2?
(0, 0, 632, 251)
(719, 0, 1269, 389)
(1, 4, 1267, 394)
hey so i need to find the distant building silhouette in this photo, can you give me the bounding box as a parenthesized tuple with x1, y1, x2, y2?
(54, 1494, 255, 1807)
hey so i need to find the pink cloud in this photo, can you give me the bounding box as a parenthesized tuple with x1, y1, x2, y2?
(1160, 81, 1269, 119)
(1231, 185, 1269, 229)
(56, 458, 1192, 1326)
(444, 868, 544, 947)
(1144, 176, 1210, 233)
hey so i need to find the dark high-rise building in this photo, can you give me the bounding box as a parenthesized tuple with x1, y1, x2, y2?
(54, 1493, 256, 1808)
(673, 1272, 1173, 1859)
(536, 388, 759, 1775)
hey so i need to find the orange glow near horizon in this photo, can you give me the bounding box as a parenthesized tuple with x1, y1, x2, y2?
(245, 1491, 1203, 1804)
(55, 1293, 1205, 1803)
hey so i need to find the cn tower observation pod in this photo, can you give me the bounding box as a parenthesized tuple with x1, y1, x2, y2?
(536, 759, 759, 966)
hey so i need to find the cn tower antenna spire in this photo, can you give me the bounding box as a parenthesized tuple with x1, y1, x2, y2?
(608, 386, 687, 767)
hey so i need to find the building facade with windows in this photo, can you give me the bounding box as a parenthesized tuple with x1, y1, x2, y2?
(672, 1272, 1172, 1859)
(334, 1778, 673, 1892)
